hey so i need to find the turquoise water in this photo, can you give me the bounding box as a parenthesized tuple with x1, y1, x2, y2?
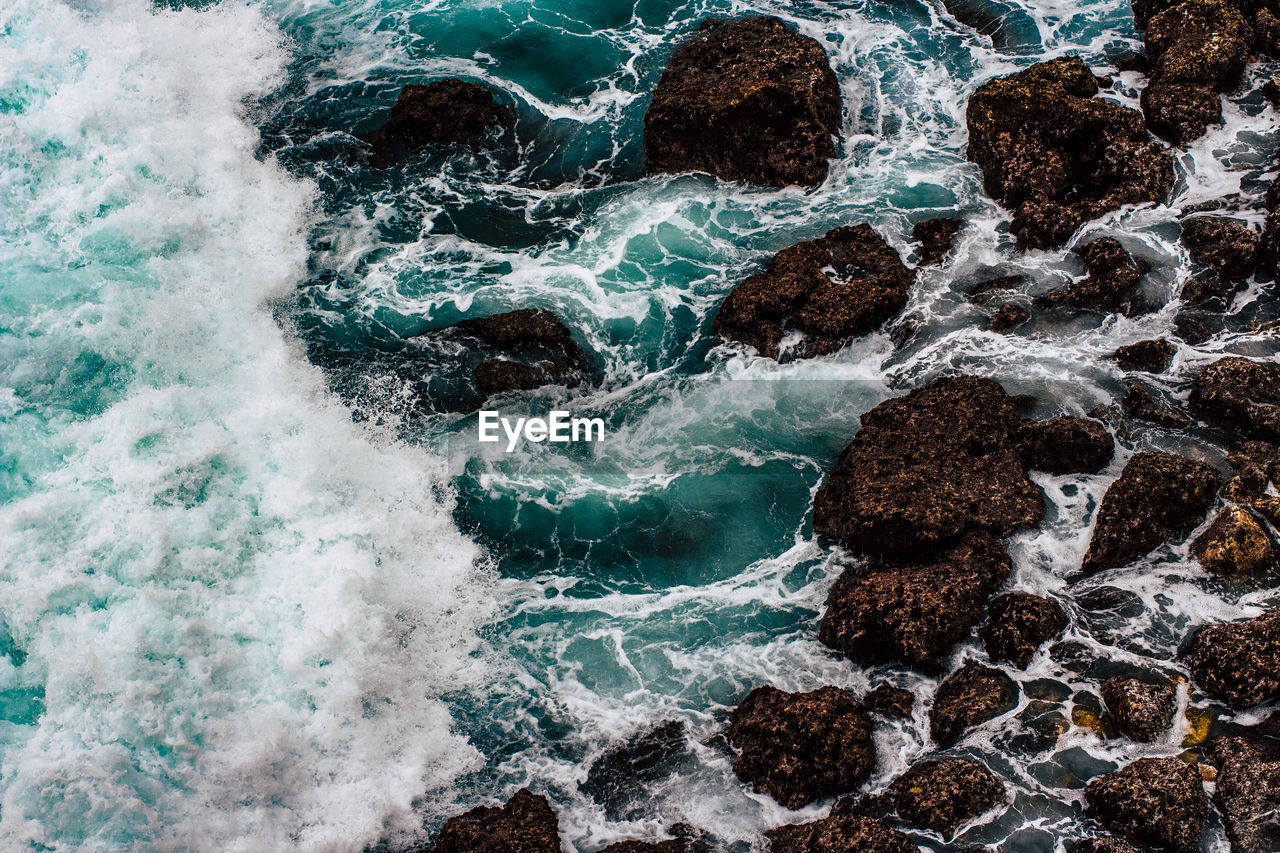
(2, 0, 1279, 850)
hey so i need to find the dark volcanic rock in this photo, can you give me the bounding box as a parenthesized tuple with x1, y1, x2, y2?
(813, 376, 1044, 558)
(426, 788, 560, 853)
(1017, 416, 1115, 475)
(1101, 676, 1176, 742)
(969, 274, 1026, 302)
(601, 829, 709, 853)
(865, 684, 915, 718)
(930, 662, 1019, 747)
(1189, 357, 1280, 442)
(913, 217, 963, 266)
(820, 532, 1012, 673)
(1121, 384, 1191, 428)
(728, 685, 874, 808)
(1193, 506, 1275, 576)
(768, 815, 919, 853)
(988, 302, 1030, 331)
(982, 593, 1069, 669)
(364, 80, 505, 162)
(713, 225, 912, 360)
(1114, 338, 1176, 372)
(583, 721, 688, 819)
(444, 309, 592, 398)
(1039, 239, 1148, 316)
(1084, 757, 1208, 853)
(966, 57, 1174, 249)
(1182, 216, 1260, 280)
(1081, 451, 1221, 574)
(644, 16, 841, 187)
(1180, 269, 1246, 307)
(1073, 839, 1141, 853)
(888, 759, 1006, 839)
(1140, 83, 1222, 146)
(1213, 737, 1280, 853)
(1184, 611, 1280, 709)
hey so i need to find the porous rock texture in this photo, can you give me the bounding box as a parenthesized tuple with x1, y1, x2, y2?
(887, 759, 1006, 839)
(982, 593, 1069, 669)
(1189, 357, 1280, 443)
(929, 662, 1019, 747)
(1084, 757, 1208, 853)
(365, 79, 506, 162)
(424, 788, 561, 853)
(767, 815, 919, 853)
(1184, 610, 1280, 710)
(1100, 676, 1176, 742)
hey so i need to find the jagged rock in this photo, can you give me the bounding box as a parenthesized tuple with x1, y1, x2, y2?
(988, 303, 1029, 331)
(1266, 74, 1280, 107)
(1180, 269, 1246, 307)
(887, 759, 1006, 839)
(1114, 339, 1176, 372)
(1073, 838, 1141, 853)
(1081, 451, 1221, 574)
(601, 827, 709, 853)
(713, 225, 912, 360)
(1101, 676, 1176, 741)
(1184, 611, 1280, 709)
(644, 16, 841, 187)
(425, 788, 561, 853)
(1017, 416, 1115, 475)
(913, 217, 963, 266)
(768, 815, 919, 853)
(1039, 239, 1148, 316)
(1258, 8, 1280, 53)
(820, 532, 1011, 673)
(1254, 494, 1280, 527)
(1188, 357, 1280, 442)
(1140, 83, 1222, 146)
(364, 80, 506, 162)
(1182, 216, 1260, 280)
(813, 376, 1044, 558)
(1213, 737, 1280, 853)
(1121, 384, 1191, 428)
(1114, 52, 1152, 73)
(1084, 757, 1208, 853)
(1194, 506, 1275, 576)
(728, 685, 874, 808)
(966, 57, 1173, 249)
(930, 662, 1018, 747)
(865, 684, 915, 718)
(1224, 465, 1270, 502)
(583, 721, 688, 819)
(982, 593, 1069, 669)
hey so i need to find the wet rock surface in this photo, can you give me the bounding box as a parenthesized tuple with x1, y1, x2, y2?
(1100, 676, 1176, 742)
(930, 662, 1019, 746)
(644, 16, 842, 187)
(425, 788, 561, 853)
(1212, 737, 1280, 853)
(887, 759, 1006, 839)
(768, 815, 919, 853)
(1181, 216, 1259, 280)
(987, 302, 1029, 331)
(865, 684, 915, 718)
(713, 225, 913, 360)
(583, 721, 689, 819)
(913, 217, 963, 265)
(1189, 357, 1280, 443)
(1017, 416, 1115, 475)
(1072, 839, 1141, 853)
(364, 79, 507, 162)
(1184, 610, 1280, 710)
(1121, 384, 1191, 429)
(1193, 505, 1276, 576)
(728, 685, 875, 808)
(1039, 239, 1148, 317)
(820, 531, 1012, 673)
(1081, 451, 1221, 574)
(1114, 338, 1176, 372)
(1084, 757, 1208, 853)
(966, 57, 1174, 249)
(813, 376, 1044, 558)
(982, 593, 1069, 669)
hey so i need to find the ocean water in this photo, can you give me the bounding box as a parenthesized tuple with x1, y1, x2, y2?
(1, 0, 1278, 850)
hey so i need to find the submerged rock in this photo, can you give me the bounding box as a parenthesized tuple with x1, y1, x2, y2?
(1121, 384, 1191, 428)
(1073, 840, 1141, 853)
(913, 217, 964, 265)
(1212, 737, 1280, 853)
(768, 815, 919, 853)
(1017, 416, 1115, 475)
(713, 225, 913, 360)
(982, 593, 1069, 669)
(820, 532, 1012, 673)
(583, 720, 688, 819)
(1181, 216, 1259, 280)
(728, 685, 874, 809)
(1188, 357, 1280, 443)
(1193, 506, 1275, 577)
(364, 79, 506, 162)
(887, 759, 1006, 839)
(966, 57, 1173, 249)
(601, 827, 709, 853)
(1039, 239, 1148, 317)
(813, 376, 1044, 559)
(426, 788, 561, 853)
(1101, 676, 1176, 742)
(644, 16, 841, 187)
(1184, 611, 1280, 709)
(1114, 338, 1176, 373)
(930, 662, 1019, 747)
(987, 302, 1030, 332)
(864, 684, 915, 718)
(1080, 451, 1221, 574)
(1084, 757, 1208, 853)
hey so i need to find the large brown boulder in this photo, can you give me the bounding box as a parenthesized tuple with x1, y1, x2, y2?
(1080, 451, 1221, 574)
(887, 759, 1006, 839)
(728, 685, 874, 808)
(930, 662, 1018, 747)
(1212, 738, 1280, 853)
(913, 217, 963, 266)
(819, 532, 1012, 673)
(1182, 216, 1260, 280)
(425, 789, 560, 853)
(644, 17, 841, 187)
(1114, 338, 1176, 373)
(1101, 676, 1176, 742)
(768, 815, 918, 853)
(982, 592, 1069, 669)
(364, 79, 506, 162)
(1084, 758, 1208, 853)
(1017, 416, 1115, 475)
(1188, 357, 1280, 442)
(966, 57, 1174, 249)
(1038, 238, 1148, 316)
(813, 376, 1044, 559)
(713, 225, 912, 360)
(1193, 505, 1276, 577)
(1184, 611, 1280, 709)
